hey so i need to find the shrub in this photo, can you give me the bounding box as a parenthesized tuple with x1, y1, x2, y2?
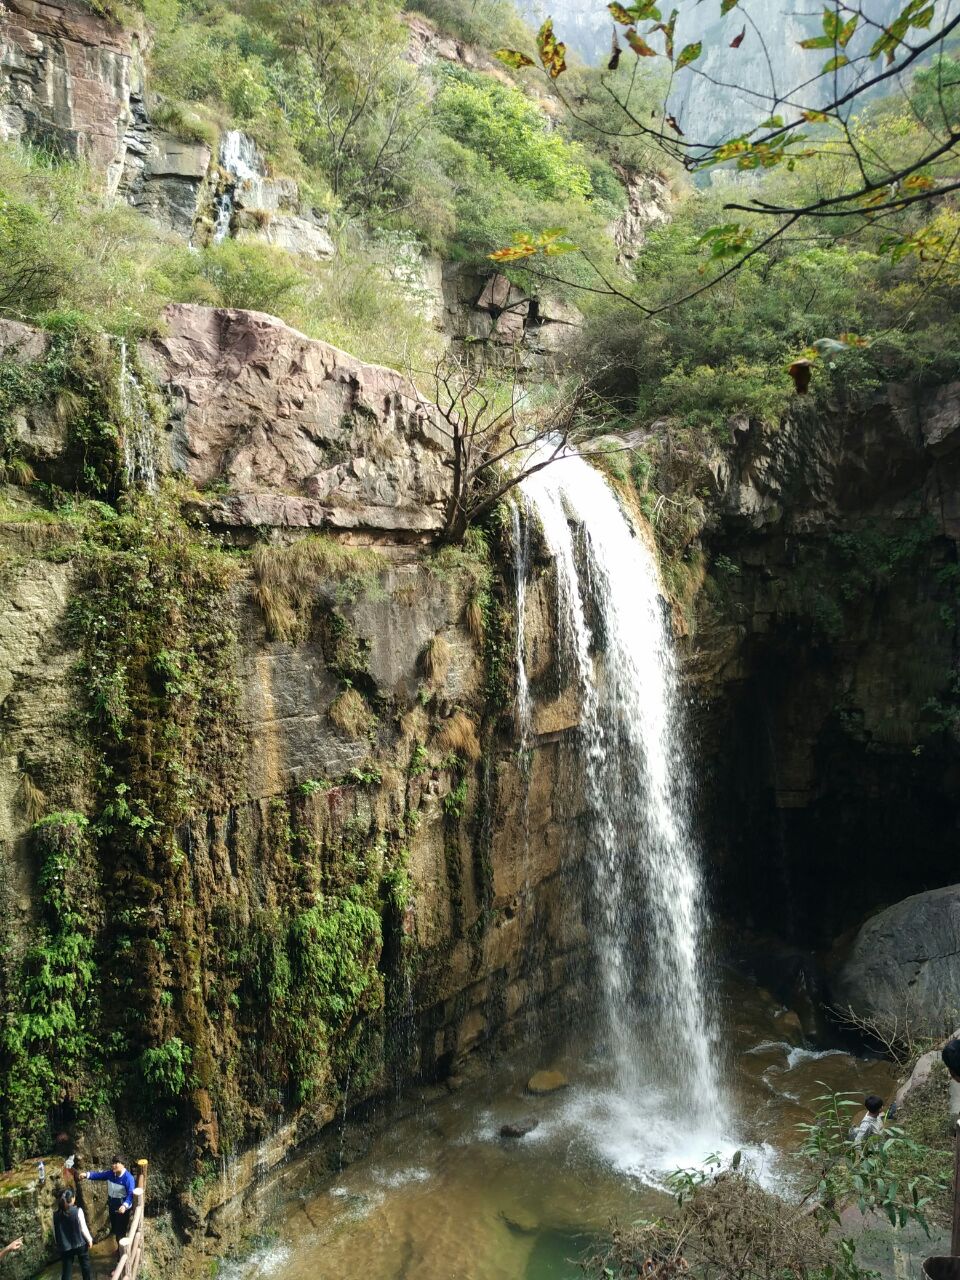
(139, 1036, 193, 1098)
(435, 69, 592, 201)
(0, 813, 101, 1163)
(188, 240, 305, 313)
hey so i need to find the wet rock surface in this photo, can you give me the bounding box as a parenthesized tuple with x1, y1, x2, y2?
(526, 1070, 569, 1095)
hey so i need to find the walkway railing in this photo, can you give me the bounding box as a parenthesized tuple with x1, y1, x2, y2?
(109, 1160, 148, 1280)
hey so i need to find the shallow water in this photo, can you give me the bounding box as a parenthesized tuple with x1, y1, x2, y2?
(219, 979, 900, 1280)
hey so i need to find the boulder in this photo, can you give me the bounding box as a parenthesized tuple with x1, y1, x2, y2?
(499, 1118, 539, 1138)
(146, 304, 451, 535)
(919, 381, 960, 457)
(832, 885, 960, 1035)
(526, 1069, 569, 1095)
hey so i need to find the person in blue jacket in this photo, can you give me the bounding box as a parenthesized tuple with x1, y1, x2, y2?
(81, 1157, 135, 1253)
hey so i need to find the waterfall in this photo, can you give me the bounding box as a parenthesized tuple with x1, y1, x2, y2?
(118, 340, 159, 492)
(522, 450, 725, 1170)
(212, 130, 263, 246)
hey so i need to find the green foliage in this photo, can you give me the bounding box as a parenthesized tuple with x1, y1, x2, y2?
(230, 881, 385, 1105)
(588, 1088, 950, 1280)
(139, 1036, 194, 1099)
(435, 70, 591, 200)
(182, 240, 305, 312)
(148, 100, 219, 148)
(0, 146, 181, 336)
(0, 813, 102, 1164)
(404, 0, 529, 50)
(70, 497, 243, 844)
(442, 776, 469, 817)
(798, 1089, 949, 1232)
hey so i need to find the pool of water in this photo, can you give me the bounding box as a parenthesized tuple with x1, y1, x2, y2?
(218, 977, 901, 1280)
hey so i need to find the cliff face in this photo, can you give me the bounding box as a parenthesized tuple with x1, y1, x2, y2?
(688, 382, 960, 946)
(0, 304, 590, 1274)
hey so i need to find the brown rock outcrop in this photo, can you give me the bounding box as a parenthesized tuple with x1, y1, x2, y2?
(148, 304, 451, 534)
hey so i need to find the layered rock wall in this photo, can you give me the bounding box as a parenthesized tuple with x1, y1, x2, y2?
(688, 384, 960, 943)
(0, 307, 588, 1275)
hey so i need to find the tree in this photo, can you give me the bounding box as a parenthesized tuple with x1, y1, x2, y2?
(254, 0, 431, 214)
(493, 1, 960, 336)
(413, 352, 618, 542)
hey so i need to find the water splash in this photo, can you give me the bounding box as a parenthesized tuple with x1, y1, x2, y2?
(118, 339, 159, 492)
(522, 449, 725, 1168)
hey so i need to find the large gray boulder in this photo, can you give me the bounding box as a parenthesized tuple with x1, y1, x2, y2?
(833, 885, 960, 1035)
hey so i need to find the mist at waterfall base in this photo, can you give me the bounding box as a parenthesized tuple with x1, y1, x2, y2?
(518, 450, 732, 1182)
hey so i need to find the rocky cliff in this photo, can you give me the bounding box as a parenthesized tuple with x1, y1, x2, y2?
(683, 381, 960, 954)
(0, 303, 592, 1276)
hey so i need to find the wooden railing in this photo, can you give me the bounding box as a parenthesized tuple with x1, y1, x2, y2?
(109, 1160, 148, 1280)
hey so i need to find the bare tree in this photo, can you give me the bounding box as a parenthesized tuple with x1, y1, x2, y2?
(493, 0, 960, 320)
(412, 351, 618, 542)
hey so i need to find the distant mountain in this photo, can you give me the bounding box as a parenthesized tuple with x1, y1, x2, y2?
(517, 0, 907, 140)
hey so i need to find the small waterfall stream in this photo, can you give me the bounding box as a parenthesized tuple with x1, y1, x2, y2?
(212, 130, 263, 245)
(510, 496, 534, 752)
(118, 339, 159, 492)
(522, 451, 725, 1169)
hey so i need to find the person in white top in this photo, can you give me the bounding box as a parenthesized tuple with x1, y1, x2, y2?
(52, 1188, 93, 1280)
(853, 1094, 885, 1145)
(0, 1240, 23, 1264)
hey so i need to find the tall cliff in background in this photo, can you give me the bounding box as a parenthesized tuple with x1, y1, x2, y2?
(519, 0, 905, 138)
(0, 296, 593, 1276)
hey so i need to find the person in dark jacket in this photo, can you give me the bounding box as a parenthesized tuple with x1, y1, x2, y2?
(53, 1189, 93, 1280)
(81, 1157, 135, 1252)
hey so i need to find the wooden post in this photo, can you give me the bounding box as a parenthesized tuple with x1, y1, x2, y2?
(952, 1118, 960, 1258)
(108, 1159, 149, 1280)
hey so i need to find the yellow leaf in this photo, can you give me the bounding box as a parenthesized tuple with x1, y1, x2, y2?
(626, 27, 658, 56)
(494, 48, 535, 69)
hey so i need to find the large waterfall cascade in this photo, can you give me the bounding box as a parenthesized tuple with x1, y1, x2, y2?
(520, 451, 727, 1173)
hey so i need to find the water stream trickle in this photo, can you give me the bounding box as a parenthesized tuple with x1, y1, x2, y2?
(510, 495, 534, 754)
(118, 339, 159, 492)
(522, 450, 725, 1171)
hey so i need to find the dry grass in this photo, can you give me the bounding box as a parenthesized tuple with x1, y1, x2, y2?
(18, 772, 46, 824)
(436, 710, 481, 762)
(251, 536, 385, 641)
(465, 595, 484, 643)
(422, 633, 452, 684)
(400, 706, 430, 744)
(328, 687, 376, 739)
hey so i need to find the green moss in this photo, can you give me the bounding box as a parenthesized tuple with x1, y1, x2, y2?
(0, 813, 103, 1164)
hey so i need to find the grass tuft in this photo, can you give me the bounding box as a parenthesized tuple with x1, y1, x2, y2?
(18, 772, 47, 824)
(436, 710, 481, 762)
(328, 687, 376, 739)
(422, 633, 452, 684)
(465, 595, 484, 643)
(251, 536, 384, 642)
